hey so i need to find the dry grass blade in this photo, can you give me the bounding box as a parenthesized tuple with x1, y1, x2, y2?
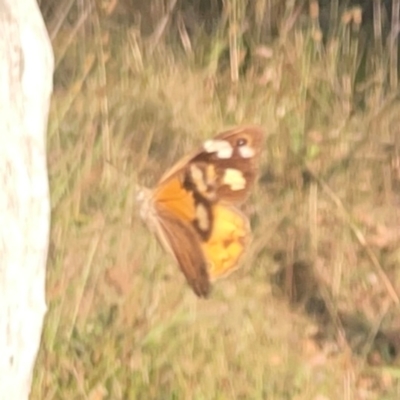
(177, 12, 192, 56)
(66, 230, 104, 343)
(147, 0, 178, 53)
(92, 7, 111, 182)
(228, 0, 239, 83)
(53, 2, 93, 68)
(390, 0, 399, 89)
(47, 0, 76, 40)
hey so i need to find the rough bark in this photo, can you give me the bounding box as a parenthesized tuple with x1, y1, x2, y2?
(0, 0, 53, 398)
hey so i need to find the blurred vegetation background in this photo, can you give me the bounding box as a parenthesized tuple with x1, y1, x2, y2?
(33, 0, 400, 399)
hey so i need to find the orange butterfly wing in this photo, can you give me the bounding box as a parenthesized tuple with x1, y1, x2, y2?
(202, 204, 250, 280)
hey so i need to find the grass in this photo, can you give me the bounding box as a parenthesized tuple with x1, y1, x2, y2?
(32, 1, 400, 399)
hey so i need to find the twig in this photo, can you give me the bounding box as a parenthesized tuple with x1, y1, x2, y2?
(309, 170, 400, 305)
(147, 0, 178, 53)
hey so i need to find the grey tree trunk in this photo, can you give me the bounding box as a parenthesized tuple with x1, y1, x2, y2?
(0, 0, 53, 398)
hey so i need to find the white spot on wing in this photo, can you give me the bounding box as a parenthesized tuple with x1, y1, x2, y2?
(238, 144, 255, 158)
(204, 139, 233, 159)
(190, 164, 203, 182)
(223, 168, 246, 190)
(190, 164, 208, 193)
(196, 203, 209, 231)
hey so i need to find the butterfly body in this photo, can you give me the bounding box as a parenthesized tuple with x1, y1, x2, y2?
(138, 126, 264, 297)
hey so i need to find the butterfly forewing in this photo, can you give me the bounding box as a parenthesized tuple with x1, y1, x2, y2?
(158, 126, 263, 197)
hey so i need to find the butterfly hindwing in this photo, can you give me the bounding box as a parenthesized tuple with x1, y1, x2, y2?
(202, 203, 250, 280)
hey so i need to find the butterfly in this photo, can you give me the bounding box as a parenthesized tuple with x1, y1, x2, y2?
(137, 126, 264, 297)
